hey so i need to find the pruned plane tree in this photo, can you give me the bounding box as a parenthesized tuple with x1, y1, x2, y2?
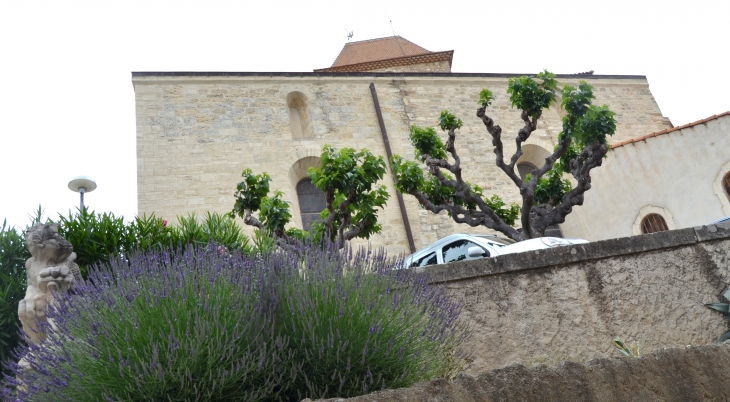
(390, 71, 617, 242)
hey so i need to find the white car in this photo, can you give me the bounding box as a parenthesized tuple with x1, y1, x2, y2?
(403, 233, 588, 269)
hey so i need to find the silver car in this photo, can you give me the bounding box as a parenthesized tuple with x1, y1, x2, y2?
(403, 234, 588, 269)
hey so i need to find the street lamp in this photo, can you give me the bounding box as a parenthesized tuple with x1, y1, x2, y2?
(68, 176, 97, 210)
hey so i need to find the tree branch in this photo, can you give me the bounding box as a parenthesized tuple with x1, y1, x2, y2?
(533, 142, 608, 233)
(243, 208, 265, 230)
(477, 107, 523, 188)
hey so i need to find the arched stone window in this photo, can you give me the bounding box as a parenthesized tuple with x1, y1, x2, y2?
(516, 154, 562, 237)
(296, 178, 326, 231)
(713, 162, 730, 216)
(517, 162, 538, 180)
(641, 213, 669, 234)
(286, 92, 312, 139)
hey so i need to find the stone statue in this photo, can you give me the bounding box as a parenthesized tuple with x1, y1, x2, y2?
(18, 223, 82, 344)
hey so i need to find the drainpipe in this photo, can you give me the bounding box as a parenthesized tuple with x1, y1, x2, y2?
(369, 82, 416, 253)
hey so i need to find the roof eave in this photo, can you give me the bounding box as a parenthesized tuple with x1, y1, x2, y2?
(315, 50, 454, 73)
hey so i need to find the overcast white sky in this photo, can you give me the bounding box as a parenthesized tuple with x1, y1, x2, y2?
(1, 0, 729, 229)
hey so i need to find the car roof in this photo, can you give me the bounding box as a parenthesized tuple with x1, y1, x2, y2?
(710, 216, 730, 225)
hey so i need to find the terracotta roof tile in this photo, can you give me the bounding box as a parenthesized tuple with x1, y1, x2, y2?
(330, 36, 432, 67)
(315, 50, 453, 73)
(611, 111, 730, 149)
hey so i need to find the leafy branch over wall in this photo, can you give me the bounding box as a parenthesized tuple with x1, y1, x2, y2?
(391, 71, 617, 241)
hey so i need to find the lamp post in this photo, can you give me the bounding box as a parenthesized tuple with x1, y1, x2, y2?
(68, 176, 97, 210)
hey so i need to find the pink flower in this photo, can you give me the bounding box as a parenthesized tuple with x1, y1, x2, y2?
(162, 219, 168, 227)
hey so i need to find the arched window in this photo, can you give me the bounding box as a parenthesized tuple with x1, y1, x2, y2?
(287, 92, 312, 139)
(517, 160, 563, 237)
(641, 213, 669, 234)
(296, 178, 326, 231)
(724, 172, 730, 200)
(517, 162, 538, 180)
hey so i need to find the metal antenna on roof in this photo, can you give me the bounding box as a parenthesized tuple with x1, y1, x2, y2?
(389, 20, 409, 58)
(345, 29, 354, 42)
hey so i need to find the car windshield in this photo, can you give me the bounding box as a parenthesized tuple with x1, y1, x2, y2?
(473, 235, 515, 246)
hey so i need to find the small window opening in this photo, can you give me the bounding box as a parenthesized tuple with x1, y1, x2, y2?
(724, 172, 730, 200)
(296, 178, 326, 231)
(517, 162, 538, 180)
(641, 213, 669, 234)
(287, 92, 312, 139)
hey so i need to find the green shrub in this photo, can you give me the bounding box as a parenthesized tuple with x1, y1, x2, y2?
(4, 244, 469, 401)
(169, 212, 250, 253)
(55, 209, 251, 277)
(0, 219, 29, 378)
(55, 209, 134, 278)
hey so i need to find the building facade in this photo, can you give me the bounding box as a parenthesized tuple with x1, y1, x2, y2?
(133, 37, 676, 255)
(563, 112, 730, 241)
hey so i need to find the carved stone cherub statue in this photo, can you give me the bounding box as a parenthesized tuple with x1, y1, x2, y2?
(18, 223, 82, 344)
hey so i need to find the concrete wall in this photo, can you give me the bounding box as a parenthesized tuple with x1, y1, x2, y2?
(310, 342, 730, 402)
(423, 222, 730, 375)
(563, 114, 730, 241)
(133, 73, 672, 255)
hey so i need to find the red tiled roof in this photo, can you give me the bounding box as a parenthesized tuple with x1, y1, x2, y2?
(315, 36, 453, 73)
(330, 36, 431, 67)
(612, 111, 730, 149)
(315, 50, 453, 73)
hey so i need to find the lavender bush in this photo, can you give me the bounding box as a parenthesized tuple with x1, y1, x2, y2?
(274, 246, 469, 399)
(2, 243, 468, 401)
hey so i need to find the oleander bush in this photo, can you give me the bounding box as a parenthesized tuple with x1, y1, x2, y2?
(0, 220, 29, 379)
(56, 209, 251, 277)
(2, 243, 469, 401)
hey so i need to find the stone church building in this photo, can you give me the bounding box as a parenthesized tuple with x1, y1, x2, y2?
(133, 36, 728, 255)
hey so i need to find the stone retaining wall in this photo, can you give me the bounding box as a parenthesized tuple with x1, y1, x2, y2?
(423, 223, 730, 374)
(312, 342, 730, 402)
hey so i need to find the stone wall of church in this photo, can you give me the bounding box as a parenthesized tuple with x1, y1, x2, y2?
(134, 73, 672, 255)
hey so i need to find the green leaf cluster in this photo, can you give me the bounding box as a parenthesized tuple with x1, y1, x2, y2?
(56, 209, 134, 278)
(170, 212, 250, 253)
(309, 145, 390, 241)
(437, 110, 463, 132)
(57, 209, 251, 277)
(259, 191, 293, 235)
(483, 194, 521, 226)
(506, 70, 557, 119)
(560, 81, 617, 147)
(409, 125, 448, 161)
(231, 145, 390, 245)
(391, 157, 519, 226)
(231, 169, 272, 216)
(478, 89, 495, 108)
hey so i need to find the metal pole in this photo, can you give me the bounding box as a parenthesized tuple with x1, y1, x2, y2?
(369, 82, 416, 253)
(79, 187, 86, 210)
